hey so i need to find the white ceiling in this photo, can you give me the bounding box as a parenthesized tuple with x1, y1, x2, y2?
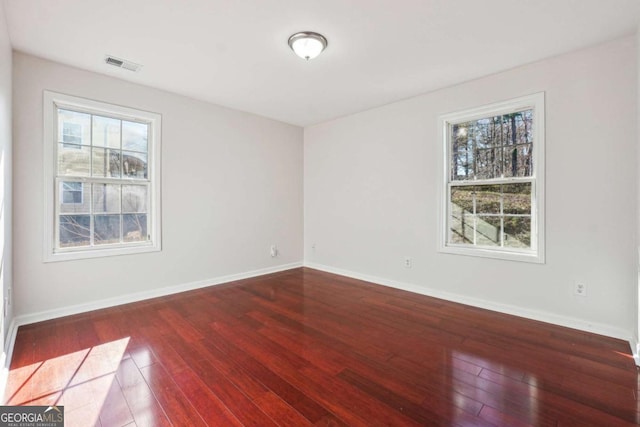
(3, 0, 640, 126)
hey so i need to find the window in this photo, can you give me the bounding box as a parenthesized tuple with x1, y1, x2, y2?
(62, 121, 82, 148)
(61, 182, 83, 204)
(44, 91, 162, 261)
(439, 93, 544, 263)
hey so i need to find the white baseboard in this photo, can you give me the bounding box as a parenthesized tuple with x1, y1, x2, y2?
(13, 262, 302, 328)
(0, 261, 303, 395)
(0, 263, 294, 403)
(304, 261, 633, 343)
(632, 341, 640, 367)
(2, 259, 635, 404)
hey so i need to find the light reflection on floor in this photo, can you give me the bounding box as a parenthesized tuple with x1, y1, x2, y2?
(5, 337, 130, 427)
(451, 350, 539, 426)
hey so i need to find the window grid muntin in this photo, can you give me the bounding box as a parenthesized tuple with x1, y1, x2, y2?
(54, 105, 152, 252)
(445, 107, 538, 254)
(57, 109, 149, 180)
(446, 179, 535, 252)
(450, 108, 534, 182)
(438, 93, 544, 263)
(54, 177, 151, 251)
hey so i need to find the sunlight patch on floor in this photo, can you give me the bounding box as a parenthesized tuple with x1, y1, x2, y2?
(5, 337, 130, 427)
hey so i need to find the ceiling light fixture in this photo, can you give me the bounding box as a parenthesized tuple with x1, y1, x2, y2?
(288, 32, 328, 60)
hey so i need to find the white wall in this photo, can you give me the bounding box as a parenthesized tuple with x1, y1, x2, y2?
(13, 52, 303, 319)
(636, 27, 640, 360)
(305, 37, 637, 339)
(0, 3, 12, 343)
(8, 35, 638, 343)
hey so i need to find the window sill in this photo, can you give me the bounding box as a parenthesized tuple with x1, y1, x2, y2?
(439, 244, 544, 264)
(44, 243, 161, 263)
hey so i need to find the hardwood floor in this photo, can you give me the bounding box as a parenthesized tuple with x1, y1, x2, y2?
(5, 267, 639, 426)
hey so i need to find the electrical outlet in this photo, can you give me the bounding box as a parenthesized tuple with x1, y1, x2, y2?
(270, 244, 278, 258)
(404, 257, 412, 269)
(573, 281, 587, 297)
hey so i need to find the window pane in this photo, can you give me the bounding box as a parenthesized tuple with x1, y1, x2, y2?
(92, 115, 121, 148)
(59, 182, 89, 213)
(503, 144, 533, 178)
(504, 216, 531, 248)
(92, 147, 121, 178)
(59, 215, 90, 247)
(124, 214, 147, 242)
(62, 123, 82, 146)
(450, 186, 473, 214)
(474, 147, 501, 180)
(122, 152, 147, 179)
(122, 121, 148, 152)
(122, 185, 147, 213)
(450, 206, 474, 244)
(64, 190, 81, 204)
(58, 109, 90, 146)
(92, 183, 120, 213)
(474, 185, 500, 214)
(449, 183, 533, 249)
(94, 215, 121, 245)
(515, 110, 533, 145)
(58, 143, 91, 176)
(503, 183, 531, 215)
(476, 216, 501, 247)
(451, 123, 478, 180)
(451, 132, 474, 180)
(451, 109, 533, 181)
(50, 95, 159, 258)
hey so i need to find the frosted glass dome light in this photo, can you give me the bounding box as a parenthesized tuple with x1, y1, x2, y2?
(288, 32, 328, 60)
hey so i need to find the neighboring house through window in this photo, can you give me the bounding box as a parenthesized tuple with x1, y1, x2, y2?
(61, 181, 83, 204)
(439, 93, 545, 263)
(44, 91, 162, 261)
(62, 121, 82, 149)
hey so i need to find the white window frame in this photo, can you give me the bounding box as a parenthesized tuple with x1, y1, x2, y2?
(44, 91, 162, 262)
(438, 92, 545, 263)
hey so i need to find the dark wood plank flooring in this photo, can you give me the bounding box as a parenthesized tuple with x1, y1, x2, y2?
(5, 268, 640, 426)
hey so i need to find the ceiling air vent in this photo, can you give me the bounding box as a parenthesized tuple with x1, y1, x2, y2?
(104, 55, 142, 72)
